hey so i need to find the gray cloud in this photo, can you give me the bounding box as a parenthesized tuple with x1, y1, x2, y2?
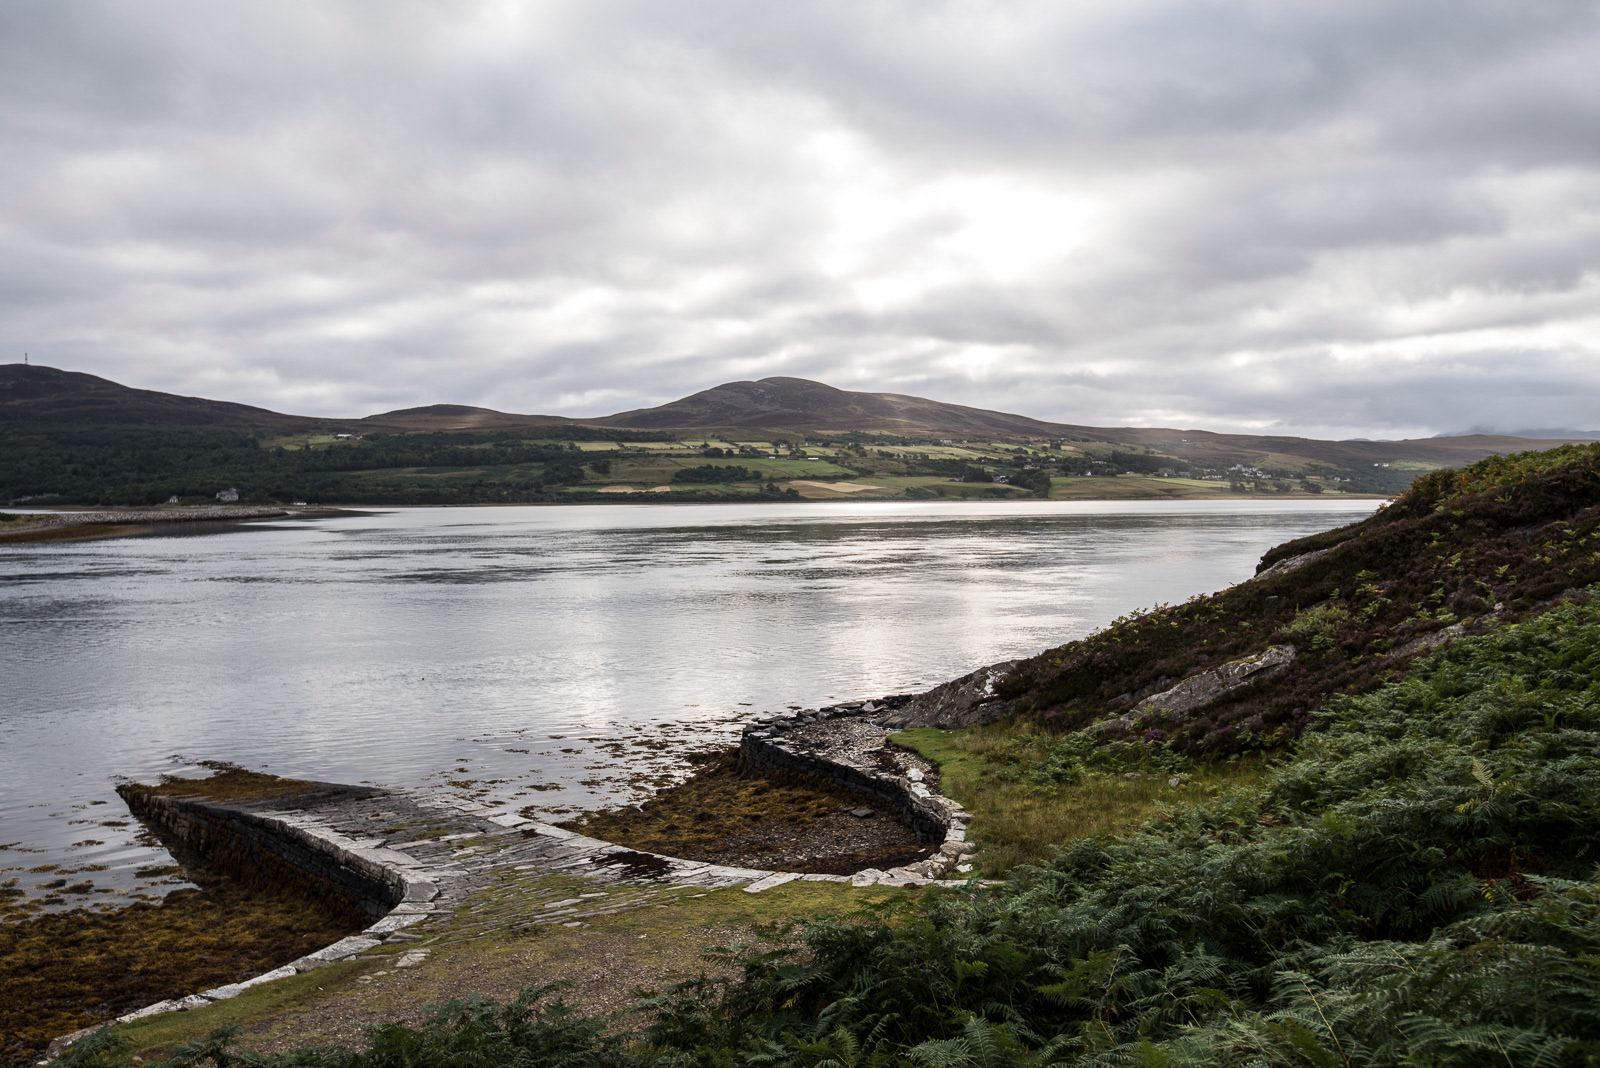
(2, 0, 1598, 437)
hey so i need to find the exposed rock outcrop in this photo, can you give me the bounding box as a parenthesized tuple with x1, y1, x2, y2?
(877, 659, 1020, 729)
(1092, 645, 1296, 734)
(1253, 547, 1336, 581)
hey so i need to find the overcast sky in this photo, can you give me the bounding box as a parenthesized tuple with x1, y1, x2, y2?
(4, 1, 1598, 438)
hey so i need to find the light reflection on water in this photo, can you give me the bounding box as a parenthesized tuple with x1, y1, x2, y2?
(0, 498, 1376, 907)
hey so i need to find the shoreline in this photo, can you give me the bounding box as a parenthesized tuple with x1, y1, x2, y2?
(0, 494, 1385, 547)
(27, 711, 972, 1062)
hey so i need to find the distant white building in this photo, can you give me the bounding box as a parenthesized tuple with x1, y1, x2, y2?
(216, 487, 239, 502)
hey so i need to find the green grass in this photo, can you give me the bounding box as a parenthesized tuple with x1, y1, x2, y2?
(738, 458, 857, 478)
(0, 513, 49, 530)
(108, 958, 370, 1055)
(1045, 475, 1237, 499)
(895, 724, 1267, 874)
(867, 445, 1001, 461)
(103, 875, 914, 1061)
(894, 477, 1033, 498)
(599, 456, 858, 483)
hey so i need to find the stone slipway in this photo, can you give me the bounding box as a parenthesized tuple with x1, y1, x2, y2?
(50, 712, 981, 1059)
(46, 785, 788, 1059)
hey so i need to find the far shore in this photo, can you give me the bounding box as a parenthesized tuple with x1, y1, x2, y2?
(0, 491, 1385, 545)
(0, 506, 361, 544)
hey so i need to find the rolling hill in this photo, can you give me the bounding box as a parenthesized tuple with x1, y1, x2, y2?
(4, 363, 1593, 506)
(3, 363, 1585, 459)
(0, 364, 312, 429)
(596, 376, 1069, 436)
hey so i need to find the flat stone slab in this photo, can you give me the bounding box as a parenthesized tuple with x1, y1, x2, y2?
(365, 912, 428, 936)
(304, 935, 383, 964)
(744, 872, 802, 893)
(200, 966, 298, 1001)
(851, 868, 890, 887)
(486, 812, 529, 827)
(116, 999, 184, 1024)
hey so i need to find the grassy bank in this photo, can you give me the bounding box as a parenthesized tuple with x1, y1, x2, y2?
(82, 876, 915, 1064)
(993, 441, 1600, 756)
(893, 725, 1266, 874)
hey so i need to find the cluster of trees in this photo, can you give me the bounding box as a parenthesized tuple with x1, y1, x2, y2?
(0, 425, 596, 506)
(671, 464, 758, 484)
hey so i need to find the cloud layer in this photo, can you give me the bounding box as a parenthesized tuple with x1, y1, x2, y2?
(3, 0, 1598, 437)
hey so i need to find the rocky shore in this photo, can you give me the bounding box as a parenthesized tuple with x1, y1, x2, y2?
(26, 674, 1008, 1062)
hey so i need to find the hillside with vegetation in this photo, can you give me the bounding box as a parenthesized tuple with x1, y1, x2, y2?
(2, 363, 1580, 505)
(53, 451, 1600, 1064)
(990, 442, 1600, 754)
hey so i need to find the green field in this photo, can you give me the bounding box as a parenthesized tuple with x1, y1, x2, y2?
(1045, 474, 1249, 499)
(2, 422, 1394, 507)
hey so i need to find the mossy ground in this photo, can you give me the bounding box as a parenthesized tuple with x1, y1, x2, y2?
(143, 767, 328, 804)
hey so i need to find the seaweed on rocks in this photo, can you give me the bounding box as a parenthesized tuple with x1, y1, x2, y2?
(553, 751, 927, 875)
(2, 768, 370, 1065)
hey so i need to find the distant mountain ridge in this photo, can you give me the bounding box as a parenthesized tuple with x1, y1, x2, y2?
(0, 363, 1587, 474)
(1439, 426, 1600, 440)
(600, 376, 1071, 437)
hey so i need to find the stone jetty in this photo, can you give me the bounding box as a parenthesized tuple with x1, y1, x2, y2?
(48, 697, 984, 1058)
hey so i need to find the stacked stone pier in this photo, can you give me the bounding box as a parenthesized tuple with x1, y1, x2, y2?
(51, 701, 986, 1058)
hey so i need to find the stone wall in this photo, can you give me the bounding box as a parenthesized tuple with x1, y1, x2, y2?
(48, 787, 446, 1060)
(740, 697, 981, 882)
(116, 784, 408, 920)
(49, 718, 984, 1060)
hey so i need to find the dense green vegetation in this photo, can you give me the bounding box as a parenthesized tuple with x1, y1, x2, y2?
(0, 425, 591, 505)
(671, 463, 760, 484)
(49, 443, 1600, 1068)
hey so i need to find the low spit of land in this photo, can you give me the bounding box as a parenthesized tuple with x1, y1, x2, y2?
(0, 506, 355, 544)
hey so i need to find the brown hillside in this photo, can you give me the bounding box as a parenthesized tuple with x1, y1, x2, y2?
(358, 404, 570, 432)
(0, 364, 313, 428)
(594, 376, 1090, 437)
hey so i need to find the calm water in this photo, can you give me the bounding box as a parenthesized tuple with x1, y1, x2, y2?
(0, 498, 1376, 907)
